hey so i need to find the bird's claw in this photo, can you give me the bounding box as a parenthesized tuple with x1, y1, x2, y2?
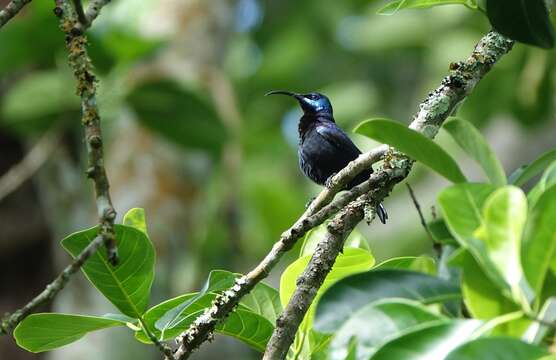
(325, 173, 337, 189)
(305, 196, 316, 209)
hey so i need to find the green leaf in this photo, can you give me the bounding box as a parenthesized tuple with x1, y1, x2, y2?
(154, 270, 281, 338)
(0, 70, 79, 134)
(14, 313, 127, 353)
(281, 248, 374, 324)
(241, 282, 283, 325)
(61, 225, 155, 318)
(155, 270, 237, 334)
(451, 250, 525, 336)
(438, 184, 505, 290)
(527, 160, 556, 207)
(369, 320, 483, 360)
(443, 118, 506, 186)
(524, 298, 556, 344)
(314, 270, 460, 333)
(329, 299, 445, 360)
(136, 292, 274, 351)
(485, 0, 554, 48)
(377, 0, 478, 15)
(473, 186, 530, 305)
(354, 118, 466, 183)
(445, 337, 549, 359)
(374, 256, 436, 275)
(126, 79, 226, 156)
(428, 218, 458, 245)
(299, 224, 370, 257)
(509, 149, 556, 186)
(123, 208, 148, 234)
(522, 185, 556, 300)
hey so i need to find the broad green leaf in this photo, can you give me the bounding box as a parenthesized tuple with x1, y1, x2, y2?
(509, 149, 556, 186)
(0, 70, 79, 134)
(450, 250, 526, 336)
(428, 219, 458, 245)
(61, 225, 155, 318)
(281, 248, 374, 323)
(136, 292, 274, 351)
(486, 0, 554, 48)
(522, 185, 556, 300)
(155, 270, 237, 334)
(314, 270, 460, 333)
(154, 270, 280, 337)
(443, 118, 506, 186)
(438, 184, 507, 293)
(527, 160, 556, 207)
(445, 337, 549, 359)
(123, 208, 148, 234)
(329, 299, 445, 360)
(473, 186, 530, 306)
(523, 298, 556, 344)
(377, 0, 478, 15)
(14, 313, 127, 353)
(126, 80, 226, 156)
(241, 282, 282, 325)
(374, 256, 436, 275)
(369, 320, 483, 360)
(354, 119, 466, 183)
(299, 224, 370, 257)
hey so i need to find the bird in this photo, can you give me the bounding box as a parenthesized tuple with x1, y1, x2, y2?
(266, 90, 387, 224)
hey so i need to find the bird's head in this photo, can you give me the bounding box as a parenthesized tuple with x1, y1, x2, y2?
(266, 91, 333, 115)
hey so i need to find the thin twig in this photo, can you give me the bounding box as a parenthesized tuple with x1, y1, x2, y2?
(406, 183, 439, 256)
(83, 0, 111, 28)
(173, 30, 515, 359)
(0, 0, 117, 335)
(71, 0, 89, 26)
(55, 0, 118, 265)
(0, 236, 105, 334)
(0, 128, 60, 202)
(0, 0, 31, 29)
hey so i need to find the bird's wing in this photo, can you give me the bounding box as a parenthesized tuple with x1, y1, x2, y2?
(315, 123, 362, 159)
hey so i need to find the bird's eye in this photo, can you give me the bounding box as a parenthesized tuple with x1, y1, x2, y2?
(308, 94, 317, 100)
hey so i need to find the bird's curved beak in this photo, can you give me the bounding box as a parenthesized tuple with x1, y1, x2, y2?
(265, 90, 302, 100)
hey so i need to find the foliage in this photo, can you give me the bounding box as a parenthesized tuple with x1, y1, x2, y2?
(5, 0, 556, 358)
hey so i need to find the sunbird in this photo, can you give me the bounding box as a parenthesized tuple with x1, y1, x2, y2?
(267, 90, 387, 224)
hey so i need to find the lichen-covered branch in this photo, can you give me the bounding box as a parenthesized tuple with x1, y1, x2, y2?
(172, 30, 514, 360)
(54, 0, 118, 265)
(262, 30, 514, 359)
(0, 0, 118, 335)
(263, 195, 371, 360)
(0, 236, 105, 334)
(0, 0, 31, 28)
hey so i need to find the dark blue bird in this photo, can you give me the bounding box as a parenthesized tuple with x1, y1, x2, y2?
(267, 90, 387, 224)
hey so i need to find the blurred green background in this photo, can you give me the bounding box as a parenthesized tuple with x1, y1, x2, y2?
(0, 0, 555, 358)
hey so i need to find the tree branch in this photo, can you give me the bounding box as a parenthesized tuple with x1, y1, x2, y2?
(0, 0, 31, 29)
(0, 0, 118, 335)
(172, 30, 514, 359)
(0, 235, 105, 334)
(262, 30, 514, 359)
(55, 0, 118, 265)
(0, 128, 60, 202)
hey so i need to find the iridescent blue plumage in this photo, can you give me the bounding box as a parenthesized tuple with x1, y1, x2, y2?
(267, 90, 388, 224)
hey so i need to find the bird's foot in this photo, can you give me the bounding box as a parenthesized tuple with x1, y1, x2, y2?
(325, 173, 338, 189)
(305, 196, 316, 209)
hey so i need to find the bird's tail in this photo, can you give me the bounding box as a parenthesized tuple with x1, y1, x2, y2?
(377, 203, 388, 224)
